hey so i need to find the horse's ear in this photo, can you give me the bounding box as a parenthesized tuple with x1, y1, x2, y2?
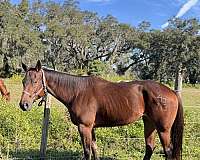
(22, 63, 27, 72)
(35, 60, 42, 71)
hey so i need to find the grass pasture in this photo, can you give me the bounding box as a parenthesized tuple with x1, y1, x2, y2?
(0, 77, 199, 159)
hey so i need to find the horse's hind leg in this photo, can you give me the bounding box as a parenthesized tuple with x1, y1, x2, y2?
(157, 129, 173, 160)
(91, 129, 99, 160)
(143, 116, 156, 160)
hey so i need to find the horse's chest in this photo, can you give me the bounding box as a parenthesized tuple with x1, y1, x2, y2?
(67, 108, 80, 125)
(67, 104, 96, 126)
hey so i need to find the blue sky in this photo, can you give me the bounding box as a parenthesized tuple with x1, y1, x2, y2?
(11, 0, 200, 29)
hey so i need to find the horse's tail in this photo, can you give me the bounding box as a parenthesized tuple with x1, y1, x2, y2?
(171, 92, 184, 160)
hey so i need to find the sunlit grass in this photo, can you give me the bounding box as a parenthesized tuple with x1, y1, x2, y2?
(1, 77, 200, 159)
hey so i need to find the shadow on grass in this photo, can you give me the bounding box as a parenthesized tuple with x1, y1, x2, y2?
(7, 149, 116, 160)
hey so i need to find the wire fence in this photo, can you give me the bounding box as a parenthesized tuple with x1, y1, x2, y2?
(0, 106, 199, 160)
(1, 137, 200, 160)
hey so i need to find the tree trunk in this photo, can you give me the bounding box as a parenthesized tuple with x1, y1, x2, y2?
(3, 54, 10, 78)
(51, 58, 56, 71)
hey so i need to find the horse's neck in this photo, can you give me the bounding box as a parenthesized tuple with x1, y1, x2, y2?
(43, 69, 81, 105)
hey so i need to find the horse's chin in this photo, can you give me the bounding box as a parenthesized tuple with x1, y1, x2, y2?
(26, 106, 33, 111)
(21, 106, 32, 111)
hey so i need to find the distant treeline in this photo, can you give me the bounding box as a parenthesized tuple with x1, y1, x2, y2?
(1, 0, 200, 84)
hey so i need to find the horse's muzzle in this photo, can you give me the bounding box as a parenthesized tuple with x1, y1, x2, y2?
(19, 102, 31, 111)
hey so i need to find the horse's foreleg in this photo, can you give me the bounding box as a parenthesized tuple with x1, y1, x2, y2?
(78, 124, 92, 160)
(143, 116, 156, 160)
(91, 129, 99, 160)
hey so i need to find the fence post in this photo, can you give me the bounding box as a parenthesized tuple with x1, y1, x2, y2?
(174, 66, 183, 97)
(40, 96, 51, 160)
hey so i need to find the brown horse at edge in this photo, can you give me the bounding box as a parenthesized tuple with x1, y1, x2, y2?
(0, 79, 10, 101)
(19, 61, 184, 160)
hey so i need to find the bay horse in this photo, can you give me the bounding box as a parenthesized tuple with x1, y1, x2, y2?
(0, 79, 10, 101)
(19, 60, 184, 160)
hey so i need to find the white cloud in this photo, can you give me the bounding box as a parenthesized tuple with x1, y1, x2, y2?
(176, 0, 198, 17)
(161, 22, 169, 28)
(161, 0, 199, 28)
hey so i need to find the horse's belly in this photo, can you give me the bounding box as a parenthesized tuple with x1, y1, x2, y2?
(94, 108, 143, 127)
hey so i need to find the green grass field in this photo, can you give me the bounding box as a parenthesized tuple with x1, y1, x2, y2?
(0, 77, 199, 160)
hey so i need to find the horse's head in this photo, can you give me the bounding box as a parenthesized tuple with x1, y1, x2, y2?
(19, 60, 46, 111)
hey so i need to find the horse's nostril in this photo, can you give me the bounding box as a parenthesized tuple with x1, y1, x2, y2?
(24, 103, 29, 110)
(19, 102, 29, 111)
